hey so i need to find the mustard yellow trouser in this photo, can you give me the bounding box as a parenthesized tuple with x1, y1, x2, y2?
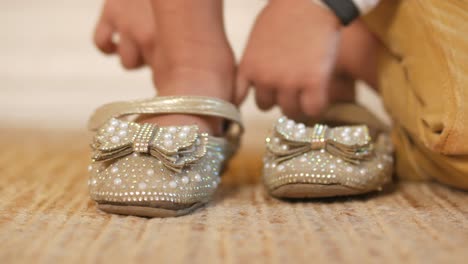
(364, 0, 468, 190)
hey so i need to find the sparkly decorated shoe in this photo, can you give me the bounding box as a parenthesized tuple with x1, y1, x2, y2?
(263, 104, 393, 198)
(87, 96, 243, 217)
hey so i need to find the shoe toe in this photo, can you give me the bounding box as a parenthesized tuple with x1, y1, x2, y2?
(88, 151, 222, 210)
(263, 143, 393, 198)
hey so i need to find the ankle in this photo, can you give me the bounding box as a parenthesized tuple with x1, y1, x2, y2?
(152, 45, 236, 101)
(145, 58, 235, 135)
(155, 65, 235, 101)
(147, 35, 235, 135)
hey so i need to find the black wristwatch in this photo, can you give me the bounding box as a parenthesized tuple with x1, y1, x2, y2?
(314, 0, 380, 26)
(322, 0, 360, 25)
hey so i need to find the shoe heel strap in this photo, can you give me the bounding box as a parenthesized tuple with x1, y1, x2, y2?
(88, 96, 243, 132)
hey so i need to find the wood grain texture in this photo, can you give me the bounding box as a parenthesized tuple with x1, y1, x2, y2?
(0, 129, 467, 264)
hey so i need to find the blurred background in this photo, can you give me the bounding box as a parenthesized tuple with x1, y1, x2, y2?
(4, 2, 468, 263)
(0, 0, 387, 132)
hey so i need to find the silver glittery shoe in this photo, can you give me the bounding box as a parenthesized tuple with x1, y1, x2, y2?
(263, 104, 393, 198)
(87, 96, 243, 217)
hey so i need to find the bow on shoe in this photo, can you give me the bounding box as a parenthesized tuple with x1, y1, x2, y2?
(91, 118, 208, 172)
(266, 117, 373, 164)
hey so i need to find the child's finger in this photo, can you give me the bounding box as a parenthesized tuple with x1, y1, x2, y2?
(255, 86, 276, 111)
(300, 88, 327, 117)
(118, 36, 144, 69)
(278, 89, 301, 119)
(234, 73, 251, 106)
(94, 19, 117, 54)
(327, 72, 355, 103)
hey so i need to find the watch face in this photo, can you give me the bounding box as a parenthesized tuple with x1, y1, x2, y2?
(322, 0, 361, 26)
(353, 0, 380, 14)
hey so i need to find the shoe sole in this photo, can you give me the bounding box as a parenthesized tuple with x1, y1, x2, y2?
(270, 183, 366, 198)
(97, 202, 204, 217)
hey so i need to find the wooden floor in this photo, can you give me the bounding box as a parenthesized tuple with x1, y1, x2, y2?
(0, 128, 467, 264)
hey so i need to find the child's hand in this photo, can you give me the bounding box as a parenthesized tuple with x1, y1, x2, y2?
(94, 0, 156, 69)
(236, 0, 341, 119)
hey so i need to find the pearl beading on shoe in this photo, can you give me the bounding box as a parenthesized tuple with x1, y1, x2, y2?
(263, 116, 393, 192)
(268, 117, 373, 164)
(88, 148, 224, 204)
(91, 118, 209, 173)
(88, 118, 229, 206)
(134, 123, 155, 153)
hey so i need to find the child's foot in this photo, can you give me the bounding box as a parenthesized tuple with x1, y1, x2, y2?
(140, 64, 235, 136)
(142, 0, 235, 136)
(94, 0, 236, 135)
(87, 95, 243, 217)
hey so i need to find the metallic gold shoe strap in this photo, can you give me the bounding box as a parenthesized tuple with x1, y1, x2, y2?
(88, 96, 243, 132)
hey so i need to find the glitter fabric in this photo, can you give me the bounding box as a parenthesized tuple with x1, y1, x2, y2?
(86, 96, 243, 216)
(263, 116, 393, 197)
